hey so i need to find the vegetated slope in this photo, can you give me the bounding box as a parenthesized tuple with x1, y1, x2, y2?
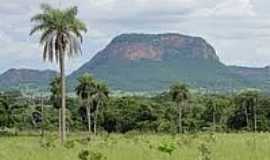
(229, 65, 270, 90)
(0, 68, 57, 91)
(69, 33, 249, 91)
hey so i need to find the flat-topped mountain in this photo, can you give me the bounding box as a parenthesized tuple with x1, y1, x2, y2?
(69, 33, 247, 91)
(92, 33, 220, 62)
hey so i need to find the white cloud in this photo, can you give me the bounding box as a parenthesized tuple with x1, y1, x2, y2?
(0, 0, 269, 74)
(213, 0, 255, 16)
(190, 0, 255, 17)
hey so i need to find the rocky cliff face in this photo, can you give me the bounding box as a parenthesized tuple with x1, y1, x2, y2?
(90, 33, 220, 65)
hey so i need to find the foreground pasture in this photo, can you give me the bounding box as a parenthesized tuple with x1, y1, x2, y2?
(0, 133, 270, 160)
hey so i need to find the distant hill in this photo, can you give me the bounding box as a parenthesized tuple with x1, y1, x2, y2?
(68, 33, 253, 91)
(0, 68, 57, 91)
(229, 66, 270, 90)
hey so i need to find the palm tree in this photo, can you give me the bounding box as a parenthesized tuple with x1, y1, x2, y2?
(30, 4, 87, 143)
(93, 82, 109, 135)
(238, 91, 259, 132)
(75, 73, 96, 135)
(205, 96, 217, 131)
(169, 83, 190, 134)
(49, 76, 62, 136)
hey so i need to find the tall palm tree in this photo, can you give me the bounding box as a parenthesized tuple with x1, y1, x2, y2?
(93, 82, 109, 135)
(169, 83, 190, 134)
(30, 4, 87, 143)
(75, 73, 96, 135)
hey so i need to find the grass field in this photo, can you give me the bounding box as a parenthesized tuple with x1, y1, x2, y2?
(0, 133, 270, 160)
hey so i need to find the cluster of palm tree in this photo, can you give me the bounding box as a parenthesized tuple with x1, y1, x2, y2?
(75, 74, 109, 136)
(49, 73, 109, 138)
(30, 3, 87, 143)
(237, 91, 259, 132)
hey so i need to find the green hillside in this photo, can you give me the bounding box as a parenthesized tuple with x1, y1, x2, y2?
(69, 33, 251, 92)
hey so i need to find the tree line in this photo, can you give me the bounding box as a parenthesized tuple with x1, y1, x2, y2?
(0, 75, 269, 136)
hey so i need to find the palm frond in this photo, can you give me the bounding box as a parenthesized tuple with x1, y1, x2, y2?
(69, 27, 83, 42)
(64, 6, 78, 17)
(40, 29, 55, 43)
(55, 47, 60, 64)
(42, 31, 59, 63)
(40, 3, 53, 12)
(43, 42, 48, 60)
(48, 35, 55, 63)
(29, 24, 50, 35)
(30, 13, 48, 22)
(30, 4, 87, 63)
(65, 32, 82, 57)
(73, 19, 87, 33)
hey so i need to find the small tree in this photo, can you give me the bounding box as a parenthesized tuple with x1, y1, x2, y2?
(75, 73, 96, 135)
(169, 83, 190, 134)
(93, 82, 109, 135)
(0, 96, 25, 133)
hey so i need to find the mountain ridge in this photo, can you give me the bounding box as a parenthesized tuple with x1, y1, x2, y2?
(0, 68, 57, 91)
(0, 33, 269, 92)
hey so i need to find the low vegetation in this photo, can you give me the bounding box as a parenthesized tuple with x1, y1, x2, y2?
(0, 133, 269, 160)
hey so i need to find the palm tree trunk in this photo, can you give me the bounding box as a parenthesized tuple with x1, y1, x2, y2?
(60, 52, 66, 144)
(254, 98, 257, 132)
(177, 102, 182, 134)
(41, 95, 45, 137)
(86, 104, 92, 135)
(213, 103, 216, 131)
(94, 102, 100, 135)
(58, 108, 62, 138)
(243, 101, 249, 130)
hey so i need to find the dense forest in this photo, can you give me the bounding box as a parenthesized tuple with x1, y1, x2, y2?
(0, 74, 269, 135)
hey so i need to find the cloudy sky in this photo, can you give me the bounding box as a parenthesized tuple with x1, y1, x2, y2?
(0, 0, 269, 74)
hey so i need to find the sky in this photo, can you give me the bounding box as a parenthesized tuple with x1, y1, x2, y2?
(0, 0, 269, 74)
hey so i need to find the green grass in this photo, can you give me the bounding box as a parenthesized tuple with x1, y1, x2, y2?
(0, 133, 270, 160)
